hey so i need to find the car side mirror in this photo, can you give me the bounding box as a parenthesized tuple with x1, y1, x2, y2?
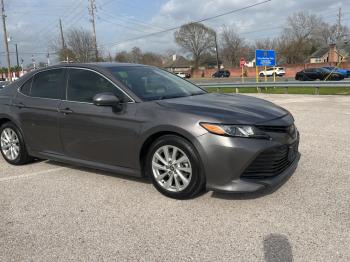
(93, 93, 121, 107)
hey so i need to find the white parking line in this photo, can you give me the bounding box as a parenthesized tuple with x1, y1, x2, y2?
(0, 167, 66, 182)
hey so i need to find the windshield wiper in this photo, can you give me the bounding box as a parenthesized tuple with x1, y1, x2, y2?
(157, 95, 188, 100)
(190, 92, 206, 96)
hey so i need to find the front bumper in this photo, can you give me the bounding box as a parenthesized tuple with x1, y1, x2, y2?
(195, 131, 300, 194)
(208, 152, 300, 193)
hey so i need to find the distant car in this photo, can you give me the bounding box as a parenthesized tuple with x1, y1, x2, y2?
(323, 67, 350, 78)
(0, 81, 9, 89)
(212, 70, 230, 78)
(176, 72, 191, 78)
(295, 68, 344, 81)
(259, 67, 285, 77)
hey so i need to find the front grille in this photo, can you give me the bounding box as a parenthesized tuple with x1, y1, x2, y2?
(241, 143, 298, 179)
(257, 124, 297, 138)
(257, 125, 289, 133)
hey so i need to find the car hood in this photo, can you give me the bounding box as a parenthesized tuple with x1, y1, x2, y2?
(156, 93, 291, 125)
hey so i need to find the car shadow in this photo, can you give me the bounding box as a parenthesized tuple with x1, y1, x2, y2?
(45, 160, 151, 185)
(263, 234, 293, 262)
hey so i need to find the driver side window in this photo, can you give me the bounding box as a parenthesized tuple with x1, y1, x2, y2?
(67, 69, 128, 103)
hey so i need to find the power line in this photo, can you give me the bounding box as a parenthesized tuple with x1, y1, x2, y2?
(99, 7, 164, 31)
(99, 0, 272, 48)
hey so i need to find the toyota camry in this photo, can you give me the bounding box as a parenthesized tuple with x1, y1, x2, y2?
(0, 63, 300, 199)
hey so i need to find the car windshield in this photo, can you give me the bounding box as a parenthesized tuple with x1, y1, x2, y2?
(108, 66, 206, 101)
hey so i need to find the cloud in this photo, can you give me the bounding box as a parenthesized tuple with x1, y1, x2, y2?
(0, 0, 349, 66)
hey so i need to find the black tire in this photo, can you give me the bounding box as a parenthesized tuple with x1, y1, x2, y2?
(259, 73, 264, 77)
(146, 135, 205, 199)
(0, 122, 32, 165)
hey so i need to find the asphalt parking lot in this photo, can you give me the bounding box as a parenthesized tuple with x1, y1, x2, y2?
(1, 94, 349, 262)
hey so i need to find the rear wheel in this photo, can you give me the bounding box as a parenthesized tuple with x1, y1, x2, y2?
(0, 122, 32, 165)
(146, 135, 205, 199)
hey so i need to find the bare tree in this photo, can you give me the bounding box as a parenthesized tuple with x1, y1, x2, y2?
(279, 11, 323, 63)
(174, 22, 215, 68)
(315, 22, 349, 45)
(141, 52, 163, 66)
(115, 51, 132, 63)
(254, 38, 279, 50)
(114, 47, 163, 66)
(220, 26, 248, 67)
(66, 28, 96, 62)
(52, 28, 97, 62)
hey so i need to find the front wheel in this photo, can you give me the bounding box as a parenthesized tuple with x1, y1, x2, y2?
(146, 135, 205, 199)
(0, 122, 33, 165)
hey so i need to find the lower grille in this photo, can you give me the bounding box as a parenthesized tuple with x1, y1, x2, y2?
(242, 143, 298, 179)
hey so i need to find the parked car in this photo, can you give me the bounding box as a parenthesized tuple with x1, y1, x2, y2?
(259, 67, 285, 77)
(295, 68, 344, 81)
(176, 72, 191, 78)
(212, 70, 230, 78)
(0, 63, 300, 199)
(323, 67, 350, 78)
(0, 81, 9, 89)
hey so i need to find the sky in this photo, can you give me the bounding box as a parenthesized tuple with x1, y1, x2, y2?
(1, 0, 349, 67)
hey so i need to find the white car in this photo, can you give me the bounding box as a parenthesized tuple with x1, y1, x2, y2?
(259, 67, 285, 77)
(175, 72, 190, 78)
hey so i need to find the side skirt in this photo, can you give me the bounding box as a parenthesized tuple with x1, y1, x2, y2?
(28, 150, 142, 178)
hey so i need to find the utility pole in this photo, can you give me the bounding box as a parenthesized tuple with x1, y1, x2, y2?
(59, 18, 66, 50)
(20, 58, 23, 75)
(335, 8, 343, 62)
(15, 43, 19, 67)
(32, 55, 36, 69)
(336, 8, 342, 41)
(59, 19, 67, 62)
(214, 32, 220, 72)
(88, 0, 98, 62)
(47, 53, 50, 66)
(1, 0, 11, 81)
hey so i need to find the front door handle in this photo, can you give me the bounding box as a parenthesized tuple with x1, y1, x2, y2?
(58, 108, 74, 115)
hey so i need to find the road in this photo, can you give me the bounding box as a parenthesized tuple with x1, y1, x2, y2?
(190, 77, 295, 84)
(190, 77, 349, 85)
(1, 95, 350, 261)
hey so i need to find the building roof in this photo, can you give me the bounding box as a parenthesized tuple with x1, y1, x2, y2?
(310, 43, 350, 59)
(310, 47, 329, 58)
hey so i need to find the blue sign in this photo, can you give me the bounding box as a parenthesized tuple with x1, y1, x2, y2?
(255, 50, 276, 67)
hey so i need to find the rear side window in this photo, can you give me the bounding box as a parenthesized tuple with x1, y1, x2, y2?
(67, 69, 127, 103)
(20, 78, 32, 96)
(31, 69, 64, 99)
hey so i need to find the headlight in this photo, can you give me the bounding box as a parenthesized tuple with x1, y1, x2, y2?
(200, 123, 270, 139)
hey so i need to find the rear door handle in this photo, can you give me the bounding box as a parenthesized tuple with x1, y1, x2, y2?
(13, 102, 25, 108)
(58, 108, 74, 114)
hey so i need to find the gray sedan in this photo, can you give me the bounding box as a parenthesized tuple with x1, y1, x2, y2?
(0, 63, 300, 199)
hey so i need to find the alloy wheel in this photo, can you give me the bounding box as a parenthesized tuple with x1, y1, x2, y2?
(152, 145, 192, 192)
(1, 128, 20, 161)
